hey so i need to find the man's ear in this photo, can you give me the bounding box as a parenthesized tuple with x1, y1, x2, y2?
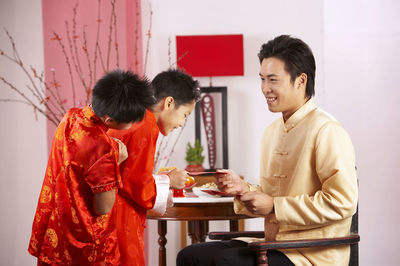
(163, 96, 175, 110)
(296, 73, 307, 89)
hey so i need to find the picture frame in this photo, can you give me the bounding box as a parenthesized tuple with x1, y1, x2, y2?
(194, 86, 228, 170)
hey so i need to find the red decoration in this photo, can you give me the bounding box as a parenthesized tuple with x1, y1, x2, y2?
(201, 94, 217, 169)
(176, 34, 244, 77)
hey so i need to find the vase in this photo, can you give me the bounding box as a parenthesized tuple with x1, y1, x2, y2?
(185, 164, 204, 172)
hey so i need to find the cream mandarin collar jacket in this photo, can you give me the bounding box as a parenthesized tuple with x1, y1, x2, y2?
(235, 99, 358, 266)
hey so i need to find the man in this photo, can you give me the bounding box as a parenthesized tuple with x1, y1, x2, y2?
(108, 69, 201, 266)
(28, 70, 155, 265)
(177, 35, 358, 266)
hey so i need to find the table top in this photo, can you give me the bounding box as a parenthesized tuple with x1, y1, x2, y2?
(172, 188, 234, 203)
(147, 188, 251, 221)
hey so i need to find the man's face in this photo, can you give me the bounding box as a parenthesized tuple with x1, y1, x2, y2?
(158, 100, 196, 136)
(259, 57, 307, 121)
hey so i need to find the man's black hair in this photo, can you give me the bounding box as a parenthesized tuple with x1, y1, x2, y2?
(91, 69, 155, 123)
(258, 35, 316, 98)
(152, 69, 201, 107)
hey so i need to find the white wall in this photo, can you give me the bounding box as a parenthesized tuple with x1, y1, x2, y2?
(0, 0, 46, 265)
(323, 1, 400, 265)
(143, 0, 400, 266)
(1, 0, 399, 265)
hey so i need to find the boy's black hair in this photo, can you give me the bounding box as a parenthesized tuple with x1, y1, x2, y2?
(258, 35, 316, 98)
(152, 69, 201, 107)
(91, 69, 155, 123)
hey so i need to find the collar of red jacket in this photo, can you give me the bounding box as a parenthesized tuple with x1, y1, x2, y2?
(82, 105, 108, 132)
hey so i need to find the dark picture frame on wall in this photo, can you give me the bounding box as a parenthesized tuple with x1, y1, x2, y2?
(195, 86, 228, 171)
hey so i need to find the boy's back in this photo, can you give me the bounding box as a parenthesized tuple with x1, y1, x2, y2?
(28, 106, 122, 265)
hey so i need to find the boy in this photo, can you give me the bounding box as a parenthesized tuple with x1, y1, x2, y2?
(28, 70, 155, 265)
(108, 69, 201, 265)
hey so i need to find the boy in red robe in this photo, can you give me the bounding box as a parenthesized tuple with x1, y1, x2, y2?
(108, 69, 201, 265)
(28, 70, 155, 265)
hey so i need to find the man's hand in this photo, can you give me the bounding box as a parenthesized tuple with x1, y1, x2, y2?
(238, 191, 274, 216)
(265, 213, 279, 241)
(215, 169, 248, 196)
(167, 168, 188, 189)
(112, 137, 128, 165)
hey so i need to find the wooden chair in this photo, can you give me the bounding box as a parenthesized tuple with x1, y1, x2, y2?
(208, 206, 359, 266)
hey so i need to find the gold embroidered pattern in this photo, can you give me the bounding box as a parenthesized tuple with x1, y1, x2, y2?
(40, 185, 52, 204)
(55, 124, 65, 141)
(96, 214, 109, 229)
(47, 168, 52, 177)
(71, 207, 79, 224)
(70, 130, 90, 141)
(45, 228, 58, 248)
(34, 212, 41, 225)
(50, 213, 55, 221)
(64, 249, 72, 262)
(84, 246, 97, 262)
(82, 118, 93, 128)
(30, 236, 38, 252)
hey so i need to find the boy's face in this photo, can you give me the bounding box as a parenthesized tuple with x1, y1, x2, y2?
(158, 99, 196, 136)
(259, 57, 307, 121)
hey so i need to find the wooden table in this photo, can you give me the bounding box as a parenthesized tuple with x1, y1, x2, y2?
(147, 195, 251, 266)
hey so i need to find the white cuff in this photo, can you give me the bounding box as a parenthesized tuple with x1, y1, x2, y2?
(150, 174, 171, 215)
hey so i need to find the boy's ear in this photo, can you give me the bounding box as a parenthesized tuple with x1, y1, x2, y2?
(105, 116, 114, 123)
(101, 115, 114, 127)
(163, 96, 175, 110)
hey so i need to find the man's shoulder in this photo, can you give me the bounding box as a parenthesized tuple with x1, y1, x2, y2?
(307, 107, 340, 129)
(305, 108, 353, 142)
(312, 107, 337, 121)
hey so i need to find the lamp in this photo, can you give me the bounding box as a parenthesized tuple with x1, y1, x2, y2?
(176, 34, 244, 77)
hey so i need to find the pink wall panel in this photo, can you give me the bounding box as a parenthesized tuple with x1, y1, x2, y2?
(42, 0, 143, 143)
(42, 0, 147, 262)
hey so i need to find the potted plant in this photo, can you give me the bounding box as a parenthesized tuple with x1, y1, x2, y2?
(185, 139, 205, 172)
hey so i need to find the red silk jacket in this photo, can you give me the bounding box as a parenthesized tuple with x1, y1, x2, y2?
(28, 106, 122, 265)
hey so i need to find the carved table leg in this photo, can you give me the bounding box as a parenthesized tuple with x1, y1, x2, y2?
(158, 220, 167, 266)
(229, 220, 239, 231)
(188, 220, 209, 243)
(188, 221, 198, 243)
(195, 220, 209, 242)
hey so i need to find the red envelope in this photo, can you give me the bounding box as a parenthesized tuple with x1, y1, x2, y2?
(200, 189, 230, 197)
(188, 171, 217, 176)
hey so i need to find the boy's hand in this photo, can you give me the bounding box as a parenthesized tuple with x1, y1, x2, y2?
(215, 169, 248, 196)
(112, 137, 128, 164)
(167, 168, 189, 189)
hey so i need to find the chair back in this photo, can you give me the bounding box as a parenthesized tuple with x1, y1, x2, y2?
(349, 203, 359, 266)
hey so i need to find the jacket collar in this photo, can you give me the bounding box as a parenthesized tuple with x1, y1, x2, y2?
(82, 105, 108, 131)
(282, 99, 317, 132)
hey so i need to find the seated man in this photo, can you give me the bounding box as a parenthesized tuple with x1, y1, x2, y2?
(177, 35, 358, 266)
